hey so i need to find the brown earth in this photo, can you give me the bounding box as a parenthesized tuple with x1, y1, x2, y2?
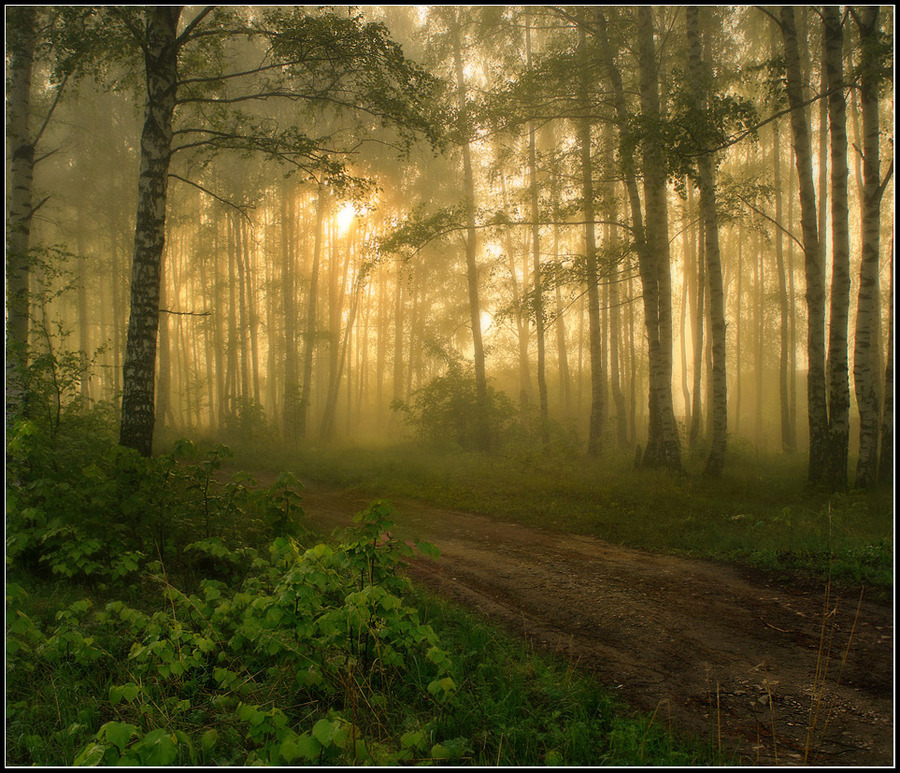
(291, 481, 893, 767)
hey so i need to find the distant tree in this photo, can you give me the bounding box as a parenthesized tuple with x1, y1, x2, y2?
(575, 25, 605, 457)
(440, 6, 493, 453)
(636, 7, 682, 472)
(5, 6, 38, 423)
(5, 7, 73, 423)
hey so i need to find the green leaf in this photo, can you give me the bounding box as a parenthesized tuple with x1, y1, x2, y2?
(200, 729, 218, 753)
(400, 730, 426, 751)
(101, 722, 137, 751)
(74, 742, 106, 766)
(295, 732, 322, 760)
(280, 737, 299, 763)
(312, 718, 335, 747)
(121, 683, 140, 703)
(137, 729, 177, 766)
(431, 743, 450, 759)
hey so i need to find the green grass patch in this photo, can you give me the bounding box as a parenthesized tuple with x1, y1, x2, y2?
(234, 439, 893, 597)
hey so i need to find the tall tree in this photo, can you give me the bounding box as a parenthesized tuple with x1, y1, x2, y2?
(576, 24, 605, 457)
(119, 7, 181, 456)
(852, 6, 891, 488)
(299, 185, 327, 439)
(445, 7, 492, 452)
(822, 5, 851, 489)
(685, 6, 727, 477)
(524, 14, 550, 447)
(778, 5, 827, 484)
(636, 6, 683, 472)
(111, 6, 442, 455)
(5, 6, 38, 423)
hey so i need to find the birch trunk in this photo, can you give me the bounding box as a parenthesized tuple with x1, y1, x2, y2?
(525, 16, 549, 446)
(823, 5, 851, 489)
(780, 5, 827, 484)
(853, 6, 885, 488)
(449, 10, 491, 452)
(119, 7, 181, 456)
(299, 184, 327, 438)
(686, 6, 727, 477)
(577, 27, 604, 456)
(637, 6, 682, 471)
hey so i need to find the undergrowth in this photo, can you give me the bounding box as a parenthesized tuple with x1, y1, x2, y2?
(6, 409, 718, 766)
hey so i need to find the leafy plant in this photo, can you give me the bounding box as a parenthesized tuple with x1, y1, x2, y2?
(393, 364, 516, 451)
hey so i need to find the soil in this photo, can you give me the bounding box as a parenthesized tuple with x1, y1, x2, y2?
(291, 481, 893, 767)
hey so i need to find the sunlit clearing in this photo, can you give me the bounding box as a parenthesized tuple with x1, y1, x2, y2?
(337, 202, 356, 234)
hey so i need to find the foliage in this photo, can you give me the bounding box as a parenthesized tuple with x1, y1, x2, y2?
(392, 364, 516, 451)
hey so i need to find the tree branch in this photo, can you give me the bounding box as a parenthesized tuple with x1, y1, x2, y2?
(176, 6, 216, 47)
(168, 173, 254, 220)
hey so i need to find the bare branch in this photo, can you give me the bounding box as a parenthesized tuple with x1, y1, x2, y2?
(168, 173, 254, 220)
(159, 308, 212, 317)
(176, 6, 216, 47)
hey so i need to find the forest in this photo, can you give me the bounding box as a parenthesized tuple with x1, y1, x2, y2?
(5, 5, 895, 767)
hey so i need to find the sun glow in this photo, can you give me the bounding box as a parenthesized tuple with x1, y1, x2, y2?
(337, 202, 357, 234)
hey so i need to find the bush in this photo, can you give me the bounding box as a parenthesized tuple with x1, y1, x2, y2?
(393, 365, 516, 451)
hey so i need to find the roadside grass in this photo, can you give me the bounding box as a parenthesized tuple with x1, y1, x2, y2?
(234, 439, 893, 597)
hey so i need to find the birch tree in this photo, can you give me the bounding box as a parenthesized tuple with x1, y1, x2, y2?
(822, 5, 851, 489)
(779, 6, 827, 484)
(685, 6, 727, 477)
(852, 6, 891, 488)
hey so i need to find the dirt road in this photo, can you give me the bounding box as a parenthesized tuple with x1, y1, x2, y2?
(296, 483, 893, 766)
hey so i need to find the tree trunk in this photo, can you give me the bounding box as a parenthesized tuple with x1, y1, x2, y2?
(822, 5, 851, 489)
(780, 5, 827, 484)
(299, 184, 327, 438)
(119, 7, 181, 456)
(686, 6, 727, 477)
(525, 15, 550, 447)
(281, 183, 301, 440)
(771, 105, 795, 452)
(499, 173, 531, 408)
(878, 241, 893, 485)
(637, 6, 682, 472)
(449, 10, 491, 453)
(853, 6, 885, 489)
(577, 27, 605, 457)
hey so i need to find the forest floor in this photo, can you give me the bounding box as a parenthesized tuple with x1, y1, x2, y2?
(282, 479, 893, 767)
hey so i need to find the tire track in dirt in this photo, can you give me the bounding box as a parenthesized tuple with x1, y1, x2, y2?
(296, 483, 893, 766)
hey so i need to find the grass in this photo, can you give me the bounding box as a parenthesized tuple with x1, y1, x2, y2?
(233, 437, 894, 597)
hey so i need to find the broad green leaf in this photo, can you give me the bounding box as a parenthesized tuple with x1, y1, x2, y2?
(74, 742, 106, 766)
(101, 722, 137, 751)
(200, 729, 218, 753)
(312, 718, 334, 746)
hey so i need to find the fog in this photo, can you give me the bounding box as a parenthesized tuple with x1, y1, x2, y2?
(9, 6, 894, 484)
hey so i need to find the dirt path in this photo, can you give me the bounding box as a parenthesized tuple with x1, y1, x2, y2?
(294, 482, 893, 766)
